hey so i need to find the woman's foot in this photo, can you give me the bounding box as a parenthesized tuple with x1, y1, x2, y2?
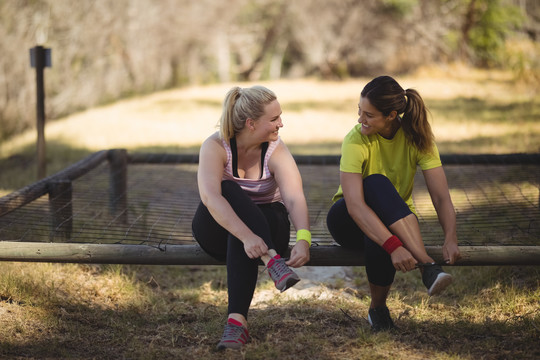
(368, 306, 396, 331)
(216, 318, 249, 350)
(266, 254, 300, 292)
(421, 263, 453, 296)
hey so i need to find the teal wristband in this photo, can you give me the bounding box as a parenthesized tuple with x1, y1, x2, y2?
(296, 229, 312, 247)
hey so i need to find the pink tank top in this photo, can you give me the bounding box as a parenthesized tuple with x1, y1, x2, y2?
(222, 137, 283, 204)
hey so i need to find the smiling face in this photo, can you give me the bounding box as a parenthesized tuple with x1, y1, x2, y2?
(249, 99, 283, 142)
(358, 96, 396, 138)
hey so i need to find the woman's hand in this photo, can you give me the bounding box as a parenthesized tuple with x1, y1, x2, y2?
(443, 240, 461, 265)
(286, 240, 310, 268)
(243, 235, 269, 259)
(390, 246, 418, 273)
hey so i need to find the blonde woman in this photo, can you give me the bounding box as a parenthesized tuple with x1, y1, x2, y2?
(192, 85, 311, 350)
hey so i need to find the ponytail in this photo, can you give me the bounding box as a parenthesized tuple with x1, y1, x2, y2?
(361, 76, 434, 153)
(402, 88, 434, 154)
(219, 86, 276, 140)
(220, 87, 242, 140)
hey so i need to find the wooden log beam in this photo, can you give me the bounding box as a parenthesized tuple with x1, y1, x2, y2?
(127, 153, 540, 166)
(0, 150, 109, 217)
(0, 242, 538, 266)
(128, 153, 199, 164)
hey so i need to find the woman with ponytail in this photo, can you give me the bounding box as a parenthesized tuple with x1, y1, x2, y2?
(192, 85, 311, 350)
(326, 76, 460, 331)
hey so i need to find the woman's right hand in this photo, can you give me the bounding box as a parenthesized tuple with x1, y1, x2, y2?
(390, 246, 417, 273)
(243, 235, 269, 259)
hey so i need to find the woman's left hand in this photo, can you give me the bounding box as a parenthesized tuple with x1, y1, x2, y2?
(286, 240, 310, 268)
(443, 240, 461, 265)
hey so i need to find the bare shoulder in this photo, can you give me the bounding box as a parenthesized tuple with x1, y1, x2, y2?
(201, 132, 224, 151)
(202, 132, 221, 146)
(268, 138, 295, 172)
(200, 132, 226, 161)
(272, 137, 291, 155)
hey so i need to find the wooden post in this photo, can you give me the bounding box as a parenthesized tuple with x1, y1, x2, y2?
(30, 46, 51, 180)
(48, 179, 73, 242)
(108, 149, 128, 223)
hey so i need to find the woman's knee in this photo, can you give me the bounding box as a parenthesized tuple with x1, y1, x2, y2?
(362, 174, 412, 226)
(363, 174, 394, 193)
(327, 199, 365, 250)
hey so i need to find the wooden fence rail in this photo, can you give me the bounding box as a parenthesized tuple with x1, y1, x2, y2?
(0, 150, 109, 218)
(0, 242, 538, 266)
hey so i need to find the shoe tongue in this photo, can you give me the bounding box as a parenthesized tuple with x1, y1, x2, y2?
(227, 318, 244, 327)
(267, 254, 281, 268)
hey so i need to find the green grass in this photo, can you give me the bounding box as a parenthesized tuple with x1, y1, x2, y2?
(0, 263, 537, 359)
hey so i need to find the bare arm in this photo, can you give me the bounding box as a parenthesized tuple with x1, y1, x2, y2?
(270, 141, 310, 267)
(422, 166, 461, 264)
(340, 171, 416, 272)
(197, 134, 269, 259)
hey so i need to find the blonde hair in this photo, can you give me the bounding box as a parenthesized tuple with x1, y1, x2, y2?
(219, 86, 277, 140)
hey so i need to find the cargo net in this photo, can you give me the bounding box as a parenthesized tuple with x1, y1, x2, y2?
(0, 155, 538, 248)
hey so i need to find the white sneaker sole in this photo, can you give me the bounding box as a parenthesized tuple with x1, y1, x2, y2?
(428, 272, 453, 296)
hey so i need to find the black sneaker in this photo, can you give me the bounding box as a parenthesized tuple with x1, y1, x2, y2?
(368, 306, 395, 332)
(421, 263, 453, 296)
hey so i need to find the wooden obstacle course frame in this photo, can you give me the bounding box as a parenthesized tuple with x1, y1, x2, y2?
(0, 149, 539, 266)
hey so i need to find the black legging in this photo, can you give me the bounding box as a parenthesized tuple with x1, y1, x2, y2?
(191, 180, 291, 318)
(326, 174, 413, 287)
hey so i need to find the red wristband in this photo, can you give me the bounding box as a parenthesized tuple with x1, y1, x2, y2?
(382, 235, 403, 254)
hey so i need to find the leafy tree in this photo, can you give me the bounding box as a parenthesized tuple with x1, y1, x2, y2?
(457, 0, 524, 66)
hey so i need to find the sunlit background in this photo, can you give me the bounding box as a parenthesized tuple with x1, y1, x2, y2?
(0, 0, 539, 187)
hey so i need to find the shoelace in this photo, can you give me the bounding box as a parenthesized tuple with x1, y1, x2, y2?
(259, 257, 290, 275)
(220, 323, 247, 343)
(265, 257, 292, 280)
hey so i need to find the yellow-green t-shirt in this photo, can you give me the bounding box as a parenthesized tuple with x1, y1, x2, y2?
(332, 124, 442, 214)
